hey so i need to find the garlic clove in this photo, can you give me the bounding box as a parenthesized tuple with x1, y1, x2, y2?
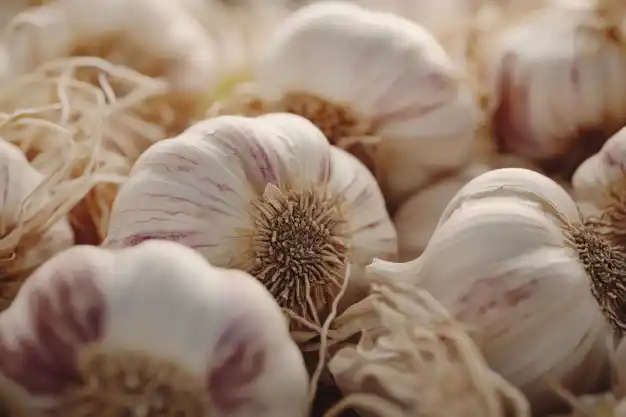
(0, 240, 309, 417)
(104, 113, 396, 330)
(211, 1, 482, 208)
(393, 164, 490, 261)
(367, 169, 610, 412)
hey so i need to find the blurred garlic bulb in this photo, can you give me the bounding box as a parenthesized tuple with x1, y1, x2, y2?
(0, 140, 73, 310)
(393, 164, 489, 261)
(104, 114, 396, 331)
(328, 280, 530, 417)
(178, 0, 290, 75)
(210, 1, 482, 208)
(0, 240, 309, 417)
(477, 0, 626, 169)
(367, 168, 612, 412)
(572, 126, 626, 245)
(1, 0, 218, 130)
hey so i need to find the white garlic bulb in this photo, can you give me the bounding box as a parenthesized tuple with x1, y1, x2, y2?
(367, 168, 612, 412)
(104, 113, 396, 330)
(0, 140, 73, 309)
(393, 164, 489, 261)
(0, 240, 309, 417)
(210, 1, 482, 208)
(572, 125, 626, 243)
(477, 0, 626, 164)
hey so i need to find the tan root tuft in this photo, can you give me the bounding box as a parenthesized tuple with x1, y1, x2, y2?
(237, 185, 348, 328)
(563, 221, 626, 336)
(325, 280, 530, 417)
(51, 347, 211, 417)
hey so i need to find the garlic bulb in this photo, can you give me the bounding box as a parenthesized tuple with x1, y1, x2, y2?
(0, 140, 73, 310)
(393, 164, 489, 261)
(477, 0, 626, 168)
(104, 113, 396, 330)
(572, 125, 626, 245)
(0, 240, 309, 417)
(1, 0, 217, 131)
(210, 1, 482, 208)
(367, 168, 612, 412)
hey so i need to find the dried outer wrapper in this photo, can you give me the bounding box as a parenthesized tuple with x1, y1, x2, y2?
(326, 279, 530, 417)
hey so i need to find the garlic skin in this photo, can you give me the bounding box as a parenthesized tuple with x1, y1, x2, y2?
(104, 113, 396, 328)
(211, 1, 482, 208)
(572, 126, 626, 230)
(393, 164, 489, 261)
(480, 0, 626, 165)
(0, 240, 309, 417)
(367, 168, 609, 412)
(0, 140, 73, 299)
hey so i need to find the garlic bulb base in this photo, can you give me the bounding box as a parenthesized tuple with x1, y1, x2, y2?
(565, 221, 626, 335)
(239, 184, 348, 327)
(52, 346, 209, 416)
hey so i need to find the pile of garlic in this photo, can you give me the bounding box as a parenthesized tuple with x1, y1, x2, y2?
(6, 0, 626, 416)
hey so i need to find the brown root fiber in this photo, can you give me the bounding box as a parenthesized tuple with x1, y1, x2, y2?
(240, 185, 348, 328)
(325, 279, 530, 417)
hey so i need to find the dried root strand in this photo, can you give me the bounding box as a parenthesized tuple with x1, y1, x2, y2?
(325, 279, 530, 417)
(0, 57, 171, 244)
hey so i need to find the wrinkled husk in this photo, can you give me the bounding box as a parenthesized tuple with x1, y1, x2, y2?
(324, 278, 530, 417)
(0, 57, 172, 244)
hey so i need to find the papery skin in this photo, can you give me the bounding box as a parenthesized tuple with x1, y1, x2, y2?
(0, 0, 217, 95)
(393, 165, 488, 261)
(368, 168, 608, 412)
(252, 1, 482, 207)
(485, 1, 626, 162)
(572, 126, 626, 217)
(0, 140, 73, 275)
(0, 240, 309, 417)
(103, 113, 396, 279)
